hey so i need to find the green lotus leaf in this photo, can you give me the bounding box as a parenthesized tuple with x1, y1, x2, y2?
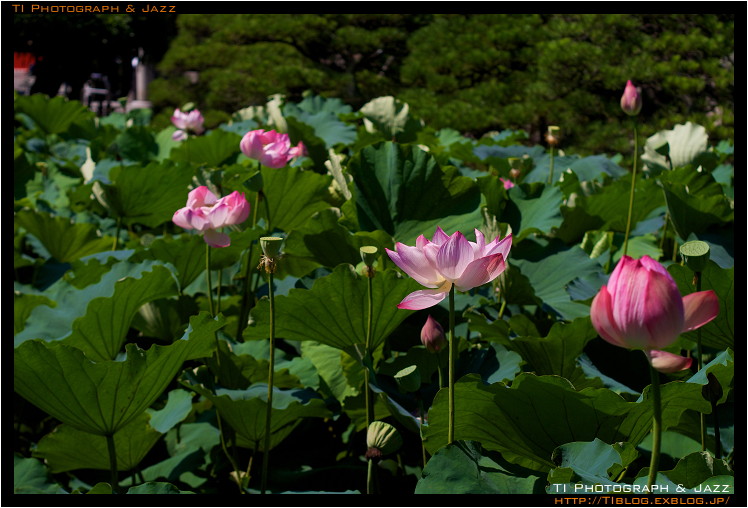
(98, 160, 195, 228)
(359, 96, 422, 142)
(468, 316, 598, 389)
(32, 413, 162, 473)
(668, 261, 733, 350)
(511, 246, 604, 321)
(244, 265, 421, 357)
(15, 260, 179, 361)
(417, 440, 545, 494)
(348, 141, 482, 245)
(109, 126, 158, 163)
(170, 128, 242, 167)
(259, 165, 332, 233)
(13, 456, 66, 494)
(422, 373, 710, 472)
(582, 176, 665, 233)
(126, 482, 192, 494)
(660, 167, 734, 240)
(283, 208, 393, 270)
(503, 184, 564, 242)
(658, 451, 733, 489)
(186, 383, 331, 451)
(686, 349, 734, 405)
(14, 94, 94, 135)
(15, 209, 113, 263)
(14, 312, 223, 436)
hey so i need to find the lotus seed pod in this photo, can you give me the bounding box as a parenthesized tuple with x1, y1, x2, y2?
(360, 246, 378, 267)
(679, 241, 710, 273)
(394, 365, 421, 393)
(260, 236, 283, 259)
(366, 421, 403, 456)
(545, 125, 561, 146)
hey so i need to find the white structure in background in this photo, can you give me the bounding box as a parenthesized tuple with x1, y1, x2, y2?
(128, 47, 152, 111)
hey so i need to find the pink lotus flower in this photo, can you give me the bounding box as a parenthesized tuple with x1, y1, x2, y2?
(591, 255, 718, 356)
(421, 315, 447, 353)
(620, 80, 642, 116)
(386, 227, 512, 310)
(499, 177, 515, 190)
(171, 108, 205, 140)
(239, 129, 306, 169)
(172, 186, 250, 247)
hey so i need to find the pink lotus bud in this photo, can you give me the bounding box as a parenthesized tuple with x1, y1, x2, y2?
(172, 186, 250, 248)
(171, 108, 205, 137)
(420, 315, 446, 353)
(590, 255, 718, 351)
(240, 129, 305, 169)
(620, 80, 642, 116)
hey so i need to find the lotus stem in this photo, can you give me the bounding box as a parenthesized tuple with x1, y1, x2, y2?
(448, 285, 456, 444)
(205, 243, 214, 317)
(622, 121, 639, 257)
(106, 433, 119, 493)
(646, 358, 662, 492)
(261, 269, 276, 494)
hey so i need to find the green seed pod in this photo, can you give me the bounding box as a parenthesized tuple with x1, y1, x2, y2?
(366, 421, 403, 457)
(260, 236, 283, 260)
(679, 241, 710, 273)
(394, 365, 421, 393)
(360, 246, 378, 267)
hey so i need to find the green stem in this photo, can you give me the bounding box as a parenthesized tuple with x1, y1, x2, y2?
(646, 358, 662, 492)
(236, 243, 255, 342)
(367, 457, 375, 495)
(693, 271, 708, 452)
(418, 398, 428, 469)
(106, 433, 118, 493)
(622, 121, 639, 257)
(548, 146, 555, 185)
(365, 275, 374, 426)
(262, 191, 272, 234)
(216, 268, 223, 315)
(436, 349, 445, 389)
(261, 269, 275, 495)
(112, 217, 122, 251)
(205, 243, 214, 317)
(447, 285, 456, 445)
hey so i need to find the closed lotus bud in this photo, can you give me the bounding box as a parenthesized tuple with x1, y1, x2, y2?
(620, 80, 642, 116)
(366, 421, 403, 459)
(421, 315, 446, 353)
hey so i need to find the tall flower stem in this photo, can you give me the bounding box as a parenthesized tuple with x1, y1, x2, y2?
(260, 253, 278, 495)
(447, 285, 457, 445)
(691, 270, 708, 451)
(364, 273, 374, 427)
(205, 244, 214, 317)
(622, 121, 639, 257)
(548, 146, 555, 186)
(112, 217, 122, 251)
(106, 433, 119, 493)
(646, 358, 662, 491)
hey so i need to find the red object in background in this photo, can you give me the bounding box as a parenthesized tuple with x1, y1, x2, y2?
(14, 52, 37, 70)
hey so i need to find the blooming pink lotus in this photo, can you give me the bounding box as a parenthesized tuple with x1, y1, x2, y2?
(386, 227, 512, 310)
(240, 129, 306, 169)
(590, 255, 718, 372)
(421, 315, 446, 353)
(620, 80, 642, 116)
(173, 186, 250, 247)
(171, 108, 205, 140)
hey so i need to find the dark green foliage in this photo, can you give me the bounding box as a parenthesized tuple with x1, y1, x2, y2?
(150, 14, 733, 156)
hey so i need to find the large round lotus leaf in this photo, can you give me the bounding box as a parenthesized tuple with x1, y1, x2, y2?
(244, 265, 421, 358)
(15, 209, 113, 263)
(347, 141, 482, 245)
(14, 313, 223, 436)
(422, 373, 710, 472)
(416, 440, 544, 494)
